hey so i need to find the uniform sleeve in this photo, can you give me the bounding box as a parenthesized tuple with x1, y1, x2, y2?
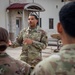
(16, 60, 32, 75)
(31, 65, 45, 75)
(30, 58, 56, 75)
(11, 29, 25, 48)
(32, 30, 48, 50)
(31, 64, 52, 75)
(31, 54, 62, 75)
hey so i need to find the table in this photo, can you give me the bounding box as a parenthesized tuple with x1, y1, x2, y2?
(51, 34, 61, 51)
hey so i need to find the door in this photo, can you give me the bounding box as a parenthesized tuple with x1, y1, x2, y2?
(16, 17, 22, 37)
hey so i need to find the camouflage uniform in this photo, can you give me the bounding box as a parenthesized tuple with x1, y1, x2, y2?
(0, 52, 31, 75)
(12, 27, 48, 66)
(31, 44, 75, 75)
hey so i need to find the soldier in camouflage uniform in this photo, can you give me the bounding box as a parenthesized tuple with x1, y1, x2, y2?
(12, 13, 48, 66)
(31, 2, 75, 75)
(0, 27, 31, 75)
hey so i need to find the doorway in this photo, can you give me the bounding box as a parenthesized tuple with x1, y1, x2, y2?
(16, 17, 22, 37)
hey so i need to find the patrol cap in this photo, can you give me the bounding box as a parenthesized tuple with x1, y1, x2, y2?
(29, 12, 39, 20)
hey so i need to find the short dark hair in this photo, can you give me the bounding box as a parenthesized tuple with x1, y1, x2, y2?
(0, 27, 9, 51)
(59, 2, 75, 37)
(29, 12, 39, 20)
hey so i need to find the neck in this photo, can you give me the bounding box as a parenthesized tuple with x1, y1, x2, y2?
(30, 26, 36, 29)
(0, 51, 5, 53)
(61, 34, 75, 45)
(0, 52, 8, 57)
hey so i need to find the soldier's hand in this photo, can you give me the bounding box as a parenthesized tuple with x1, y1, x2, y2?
(8, 40, 12, 46)
(23, 38, 33, 45)
(8, 40, 15, 48)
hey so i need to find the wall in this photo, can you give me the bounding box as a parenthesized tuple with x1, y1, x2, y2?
(0, 0, 70, 39)
(0, 0, 9, 29)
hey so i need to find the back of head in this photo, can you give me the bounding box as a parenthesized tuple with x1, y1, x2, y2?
(59, 2, 75, 37)
(0, 27, 9, 51)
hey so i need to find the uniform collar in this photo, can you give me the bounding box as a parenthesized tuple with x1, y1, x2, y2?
(0, 52, 8, 57)
(60, 44, 75, 53)
(27, 26, 37, 32)
(61, 44, 75, 49)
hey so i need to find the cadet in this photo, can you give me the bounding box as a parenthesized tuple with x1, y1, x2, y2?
(31, 2, 75, 75)
(0, 27, 31, 75)
(11, 12, 48, 66)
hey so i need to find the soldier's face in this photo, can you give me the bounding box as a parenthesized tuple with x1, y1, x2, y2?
(28, 16, 38, 28)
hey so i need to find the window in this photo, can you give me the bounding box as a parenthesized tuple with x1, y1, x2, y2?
(49, 18, 54, 29)
(39, 18, 42, 27)
(16, 19, 19, 27)
(38, 18, 42, 27)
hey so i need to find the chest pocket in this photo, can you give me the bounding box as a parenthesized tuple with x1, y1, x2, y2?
(30, 31, 42, 41)
(22, 29, 42, 42)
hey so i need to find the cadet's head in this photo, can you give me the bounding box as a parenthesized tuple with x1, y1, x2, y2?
(0, 27, 9, 51)
(28, 12, 39, 28)
(58, 2, 75, 38)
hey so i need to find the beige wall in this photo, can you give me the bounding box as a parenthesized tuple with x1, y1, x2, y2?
(0, 0, 71, 40)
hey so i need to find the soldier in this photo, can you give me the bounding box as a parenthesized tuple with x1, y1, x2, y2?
(11, 12, 48, 66)
(0, 27, 31, 75)
(31, 2, 75, 75)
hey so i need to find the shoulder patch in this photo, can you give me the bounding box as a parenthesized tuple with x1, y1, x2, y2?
(39, 29, 46, 34)
(20, 28, 26, 33)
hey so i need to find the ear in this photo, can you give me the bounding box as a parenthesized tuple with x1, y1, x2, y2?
(57, 22, 63, 34)
(36, 19, 38, 25)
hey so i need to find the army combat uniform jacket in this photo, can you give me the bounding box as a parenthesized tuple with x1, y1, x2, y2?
(31, 44, 75, 75)
(12, 27, 48, 66)
(0, 52, 31, 75)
